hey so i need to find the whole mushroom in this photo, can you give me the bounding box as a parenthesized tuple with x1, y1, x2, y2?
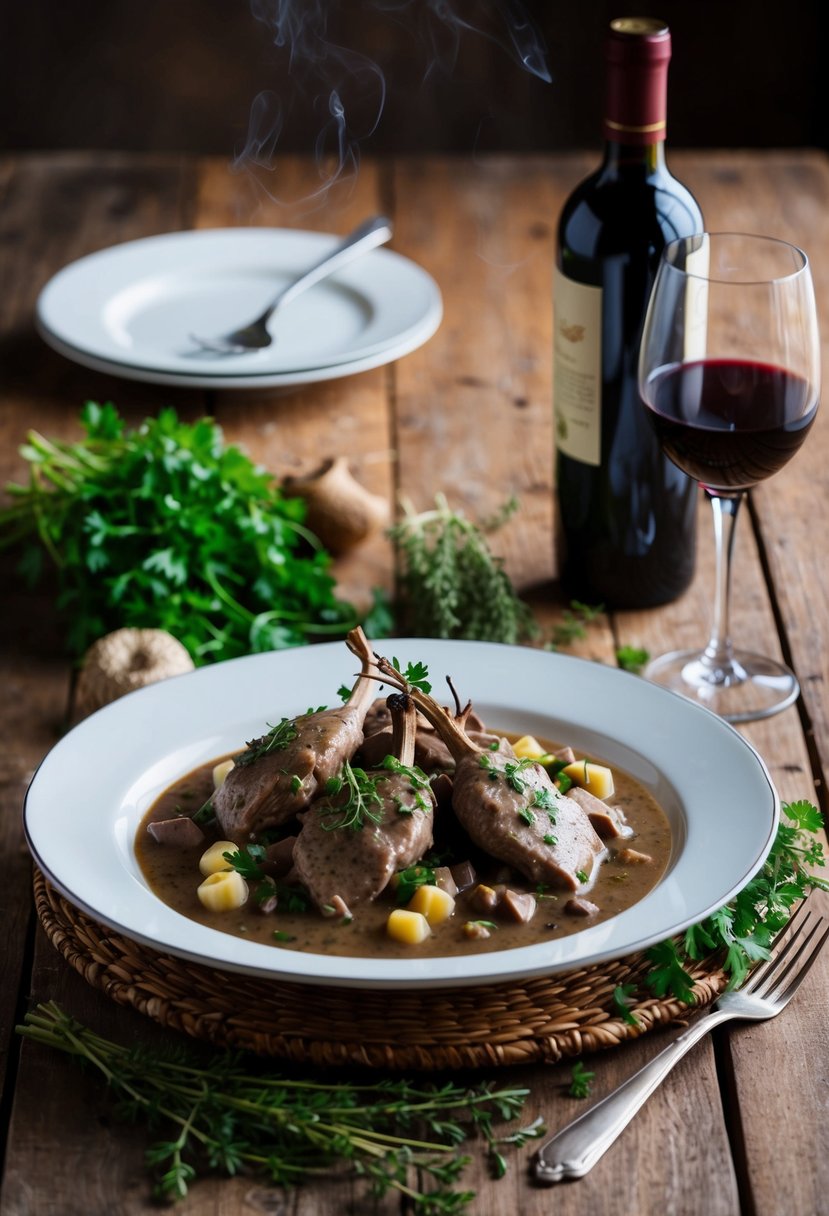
(74, 628, 195, 718)
(283, 457, 389, 554)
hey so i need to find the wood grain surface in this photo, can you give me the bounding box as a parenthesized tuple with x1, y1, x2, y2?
(1, 149, 828, 1215)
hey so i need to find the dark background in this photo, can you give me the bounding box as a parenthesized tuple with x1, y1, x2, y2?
(0, 0, 824, 157)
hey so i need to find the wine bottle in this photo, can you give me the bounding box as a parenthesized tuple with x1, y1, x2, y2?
(553, 17, 703, 608)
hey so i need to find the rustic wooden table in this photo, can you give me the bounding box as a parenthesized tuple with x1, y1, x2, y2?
(1, 149, 828, 1215)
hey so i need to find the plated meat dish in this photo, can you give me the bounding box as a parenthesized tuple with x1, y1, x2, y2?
(136, 629, 671, 958)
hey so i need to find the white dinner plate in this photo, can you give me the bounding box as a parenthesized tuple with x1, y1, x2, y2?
(24, 640, 779, 990)
(35, 228, 443, 389)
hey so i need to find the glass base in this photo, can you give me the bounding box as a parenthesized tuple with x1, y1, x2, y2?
(643, 648, 800, 724)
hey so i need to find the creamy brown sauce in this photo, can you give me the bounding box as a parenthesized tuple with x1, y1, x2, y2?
(135, 734, 671, 959)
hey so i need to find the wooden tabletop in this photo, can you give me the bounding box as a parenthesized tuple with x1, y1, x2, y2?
(1, 149, 828, 1215)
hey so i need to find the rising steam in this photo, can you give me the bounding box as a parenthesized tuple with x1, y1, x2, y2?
(234, 0, 550, 202)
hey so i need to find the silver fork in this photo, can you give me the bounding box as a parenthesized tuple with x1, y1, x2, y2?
(534, 900, 829, 1184)
(189, 214, 393, 356)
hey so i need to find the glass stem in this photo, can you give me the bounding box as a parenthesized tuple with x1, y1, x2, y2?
(701, 490, 743, 680)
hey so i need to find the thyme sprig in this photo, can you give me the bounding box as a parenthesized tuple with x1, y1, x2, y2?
(320, 759, 386, 832)
(389, 493, 537, 644)
(235, 718, 299, 768)
(16, 1003, 543, 1210)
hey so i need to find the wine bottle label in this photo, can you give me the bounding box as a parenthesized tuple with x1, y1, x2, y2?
(553, 269, 602, 467)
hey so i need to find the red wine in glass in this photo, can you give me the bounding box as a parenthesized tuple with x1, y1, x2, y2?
(644, 358, 818, 492)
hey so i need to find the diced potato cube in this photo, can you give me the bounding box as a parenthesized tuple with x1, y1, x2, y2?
(561, 760, 615, 800)
(386, 908, 432, 944)
(199, 839, 239, 876)
(408, 884, 455, 925)
(212, 758, 235, 789)
(197, 870, 248, 912)
(512, 735, 546, 760)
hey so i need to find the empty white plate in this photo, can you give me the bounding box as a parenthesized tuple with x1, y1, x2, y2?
(35, 228, 443, 388)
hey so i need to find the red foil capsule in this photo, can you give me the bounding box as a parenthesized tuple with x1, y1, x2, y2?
(604, 17, 671, 146)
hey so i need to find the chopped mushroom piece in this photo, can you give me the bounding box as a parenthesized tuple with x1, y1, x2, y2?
(501, 888, 537, 923)
(470, 883, 503, 914)
(449, 860, 477, 892)
(147, 817, 204, 848)
(433, 866, 459, 897)
(616, 847, 654, 865)
(463, 920, 493, 940)
(324, 894, 353, 921)
(564, 897, 600, 917)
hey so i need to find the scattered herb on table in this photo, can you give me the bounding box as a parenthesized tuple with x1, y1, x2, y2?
(616, 645, 650, 674)
(546, 600, 604, 649)
(389, 493, 538, 644)
(568, 1061, 595, 1099)
(645, 800, 828, 1000)
(0, 402, 360, 664)
(17, 1002, 544, 1210)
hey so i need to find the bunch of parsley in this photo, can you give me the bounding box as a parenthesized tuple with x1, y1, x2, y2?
(645, 800, 828, 1002)
(0, 402, 359, 663)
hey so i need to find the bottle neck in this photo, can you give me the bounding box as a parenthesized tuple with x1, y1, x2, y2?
(601, 140, 667, 175)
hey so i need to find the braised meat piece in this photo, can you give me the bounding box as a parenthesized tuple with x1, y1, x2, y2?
(213, 627, 376, 842)
(375, 655, 607, 891)
(291, 692, 435, 911)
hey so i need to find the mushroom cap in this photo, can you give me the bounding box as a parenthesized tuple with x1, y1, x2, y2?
(74, 627, 195, 717)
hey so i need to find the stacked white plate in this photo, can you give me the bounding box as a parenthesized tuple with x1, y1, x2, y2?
(35, 228, 444, 389)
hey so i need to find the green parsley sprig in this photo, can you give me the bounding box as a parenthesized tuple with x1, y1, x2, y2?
(17, 1003, 544, 1211)
(645, 800, 828, 1000)
(0, 403, 358, 664)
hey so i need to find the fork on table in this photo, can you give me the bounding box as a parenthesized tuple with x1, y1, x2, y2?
(533, 900, 829, 1184)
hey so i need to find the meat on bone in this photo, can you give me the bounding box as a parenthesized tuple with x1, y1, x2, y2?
(374, 655, 607, 892)
(291, 692, 435, 911)
(213, 626, 376, 842)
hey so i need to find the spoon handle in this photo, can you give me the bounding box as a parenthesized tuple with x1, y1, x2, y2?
(257, 215, 393, 321)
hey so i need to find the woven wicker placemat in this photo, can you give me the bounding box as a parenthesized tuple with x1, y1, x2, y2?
(35, 870, 728, 1070)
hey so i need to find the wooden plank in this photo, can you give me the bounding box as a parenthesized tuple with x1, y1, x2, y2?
(0, 151, 205, 1213)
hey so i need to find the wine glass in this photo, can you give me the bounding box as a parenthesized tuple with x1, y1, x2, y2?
(638, 232, 820, 722)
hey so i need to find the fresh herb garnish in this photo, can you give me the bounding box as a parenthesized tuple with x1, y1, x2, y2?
(532, 787, 558, 812)
(320, 760, 385, 832)
(235, 718, 299, 768)
(576, 869, 588, 884)
(191, 798, 216, 827)
(222, 844, 267, 881)
(17, 1002, 542, 1209)
(0, 403, 359, 663)
(389, 493, 537, 644)
(395, 864, 437, 904)
(568, 1061, 595, 1099)
(388, 657, 432, 694)
(518, 806, 536, 825)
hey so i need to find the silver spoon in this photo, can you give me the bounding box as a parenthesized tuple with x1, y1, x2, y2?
(189, 214, 393, 356)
